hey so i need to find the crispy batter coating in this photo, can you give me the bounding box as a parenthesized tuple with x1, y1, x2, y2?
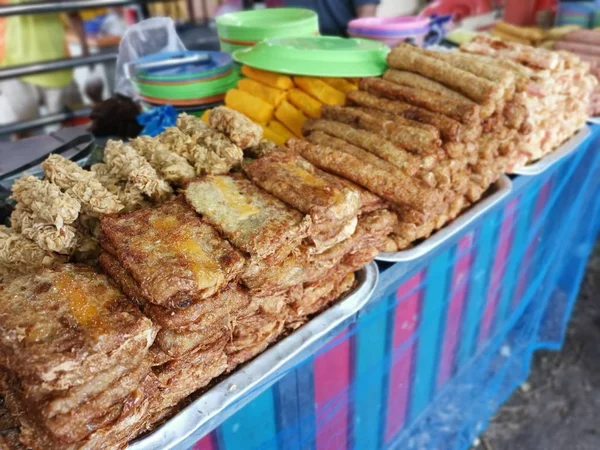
(104, 140, 173, 202)
(388, 43, 503, 104)
(10, 205, 80, 255)
(347, 90, 467, 143)
(245, 139, 279, 159)
(100, 197, 245, 308)
(41, 154, 123, 217)
(360, 77, 480, 125)
(288, 139, 444, 213)
(208, 106, 263, 149)
(177, 113, 243, 169)
(157, 126, 197, 162)
(91, 163, 149, 212)
(130, 135, 195, 185)
(0, 226, 62, 276)
(303, 119, 433, 174)
(242, 149, 360, 233)
(11, 176, 80, 230)
(184, 174, 310, 267)
(321, 105, 442, 155)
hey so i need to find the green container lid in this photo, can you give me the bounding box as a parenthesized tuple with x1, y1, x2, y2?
(233, 36, 389, 77)
(133, 70, 239, 100)
(216, 8, 318, 44)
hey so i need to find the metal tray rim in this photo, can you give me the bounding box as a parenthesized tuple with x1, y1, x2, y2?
(129, 261, 379, 450)
(376, 175, 512, 263)
(511, 126, 591, 176)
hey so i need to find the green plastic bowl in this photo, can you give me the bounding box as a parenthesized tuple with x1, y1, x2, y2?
(216, 8, 319, 53)
(233, 36, 390, 77)
(133, 71, 239, 100)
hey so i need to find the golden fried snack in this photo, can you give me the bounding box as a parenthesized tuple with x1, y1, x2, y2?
(430, 51, 516, 95)
(275, 100, 307, 137)
(461, 35, 560, 70)
(129, 136, 195, 186)
(388, 43, 503, 104)
(184, 174, 310, 268)
(383, 69, 471, 103)
(288, 88, 322, 118)
(320, 77, 358, 94)
(245, 139, 279, 158)
(260, 125, 287, 146)
(241, 65, 294, 90)
(303, 119, 433, 173)
(321, 105, 442, 155)
(10, 205, 80, 255)
(176, 113, 244, 168)
(100, 197, 245, 308)
(237, 78, 287, 106)
(347, 90, 471, 143)
(104, 140, 173, 202)
(0, 226, 62, 276)
(293, 76, 346, 105)
(208, 106, 262, 149)
(243, 149, 360, 250)
(11, 175, 80, 230)
(226, 89, 275, 124)
(287, 139, 444, 213)
(42, 154, 124, 217)
(360, 78, 479, 125)
(157, 126, 197, 162)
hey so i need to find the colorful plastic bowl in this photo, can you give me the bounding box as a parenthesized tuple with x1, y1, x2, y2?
(216, 8, 319, 54)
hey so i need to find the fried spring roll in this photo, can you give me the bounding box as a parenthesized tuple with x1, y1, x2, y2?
(306, 131, 437, 189)
(360, 78, 480, 125)
(302, 119, 432, 174)
(347, 90, 466, 143)
(287, 139, 444, 213)
(321, 105, 442, 155)
(384, 69, 497, 119)
(388, 43, 503, 104)
(430, 51, 516, 99)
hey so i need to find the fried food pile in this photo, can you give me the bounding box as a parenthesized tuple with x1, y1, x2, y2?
(1, 108, 254, 280)
(0, 265, 158, 450)
(220, 64, 358, 145)
(461, 35, 596, 170)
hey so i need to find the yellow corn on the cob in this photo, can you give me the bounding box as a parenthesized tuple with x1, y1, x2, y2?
(267, 120, 295, 141)
(241, 65, 294, 90)
(287, 88, 322, 118)
(225, 89, 274, 124)
(238, 78, 287, 107)
(320, 77, 358, 94)
(293, 76, 346, 106)
(275, 100, 307, 137)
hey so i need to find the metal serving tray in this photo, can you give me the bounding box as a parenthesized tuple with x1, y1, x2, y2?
(129, 261, 379, 450)
(376, 175, 512, 263)
(511, 126, 591, 176)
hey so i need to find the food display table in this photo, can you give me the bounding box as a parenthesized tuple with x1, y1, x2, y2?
(168, 125, 599, 450)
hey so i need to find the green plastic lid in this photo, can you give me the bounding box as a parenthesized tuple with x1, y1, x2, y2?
(216, 8, 318, 44)
(233, 36, 390, 77)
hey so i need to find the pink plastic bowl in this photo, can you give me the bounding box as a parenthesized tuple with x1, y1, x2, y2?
(347, 16, 431, 32)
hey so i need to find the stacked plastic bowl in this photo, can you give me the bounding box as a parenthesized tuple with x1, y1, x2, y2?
(348, 15, 451, 48)
(129, 50, 239, 114)
(216, 8, 319, 54)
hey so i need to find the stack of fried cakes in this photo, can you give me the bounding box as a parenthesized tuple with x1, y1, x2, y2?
(0, 265, 157, 449)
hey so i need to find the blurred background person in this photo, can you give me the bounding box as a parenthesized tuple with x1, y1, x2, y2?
(0, 0, 89, 139)
(283, 0, 379, 36)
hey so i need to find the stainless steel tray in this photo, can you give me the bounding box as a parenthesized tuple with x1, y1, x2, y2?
(511, 126, 591, 176)
(376, 175, 512, 263)
(129, 261, 379, 450)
